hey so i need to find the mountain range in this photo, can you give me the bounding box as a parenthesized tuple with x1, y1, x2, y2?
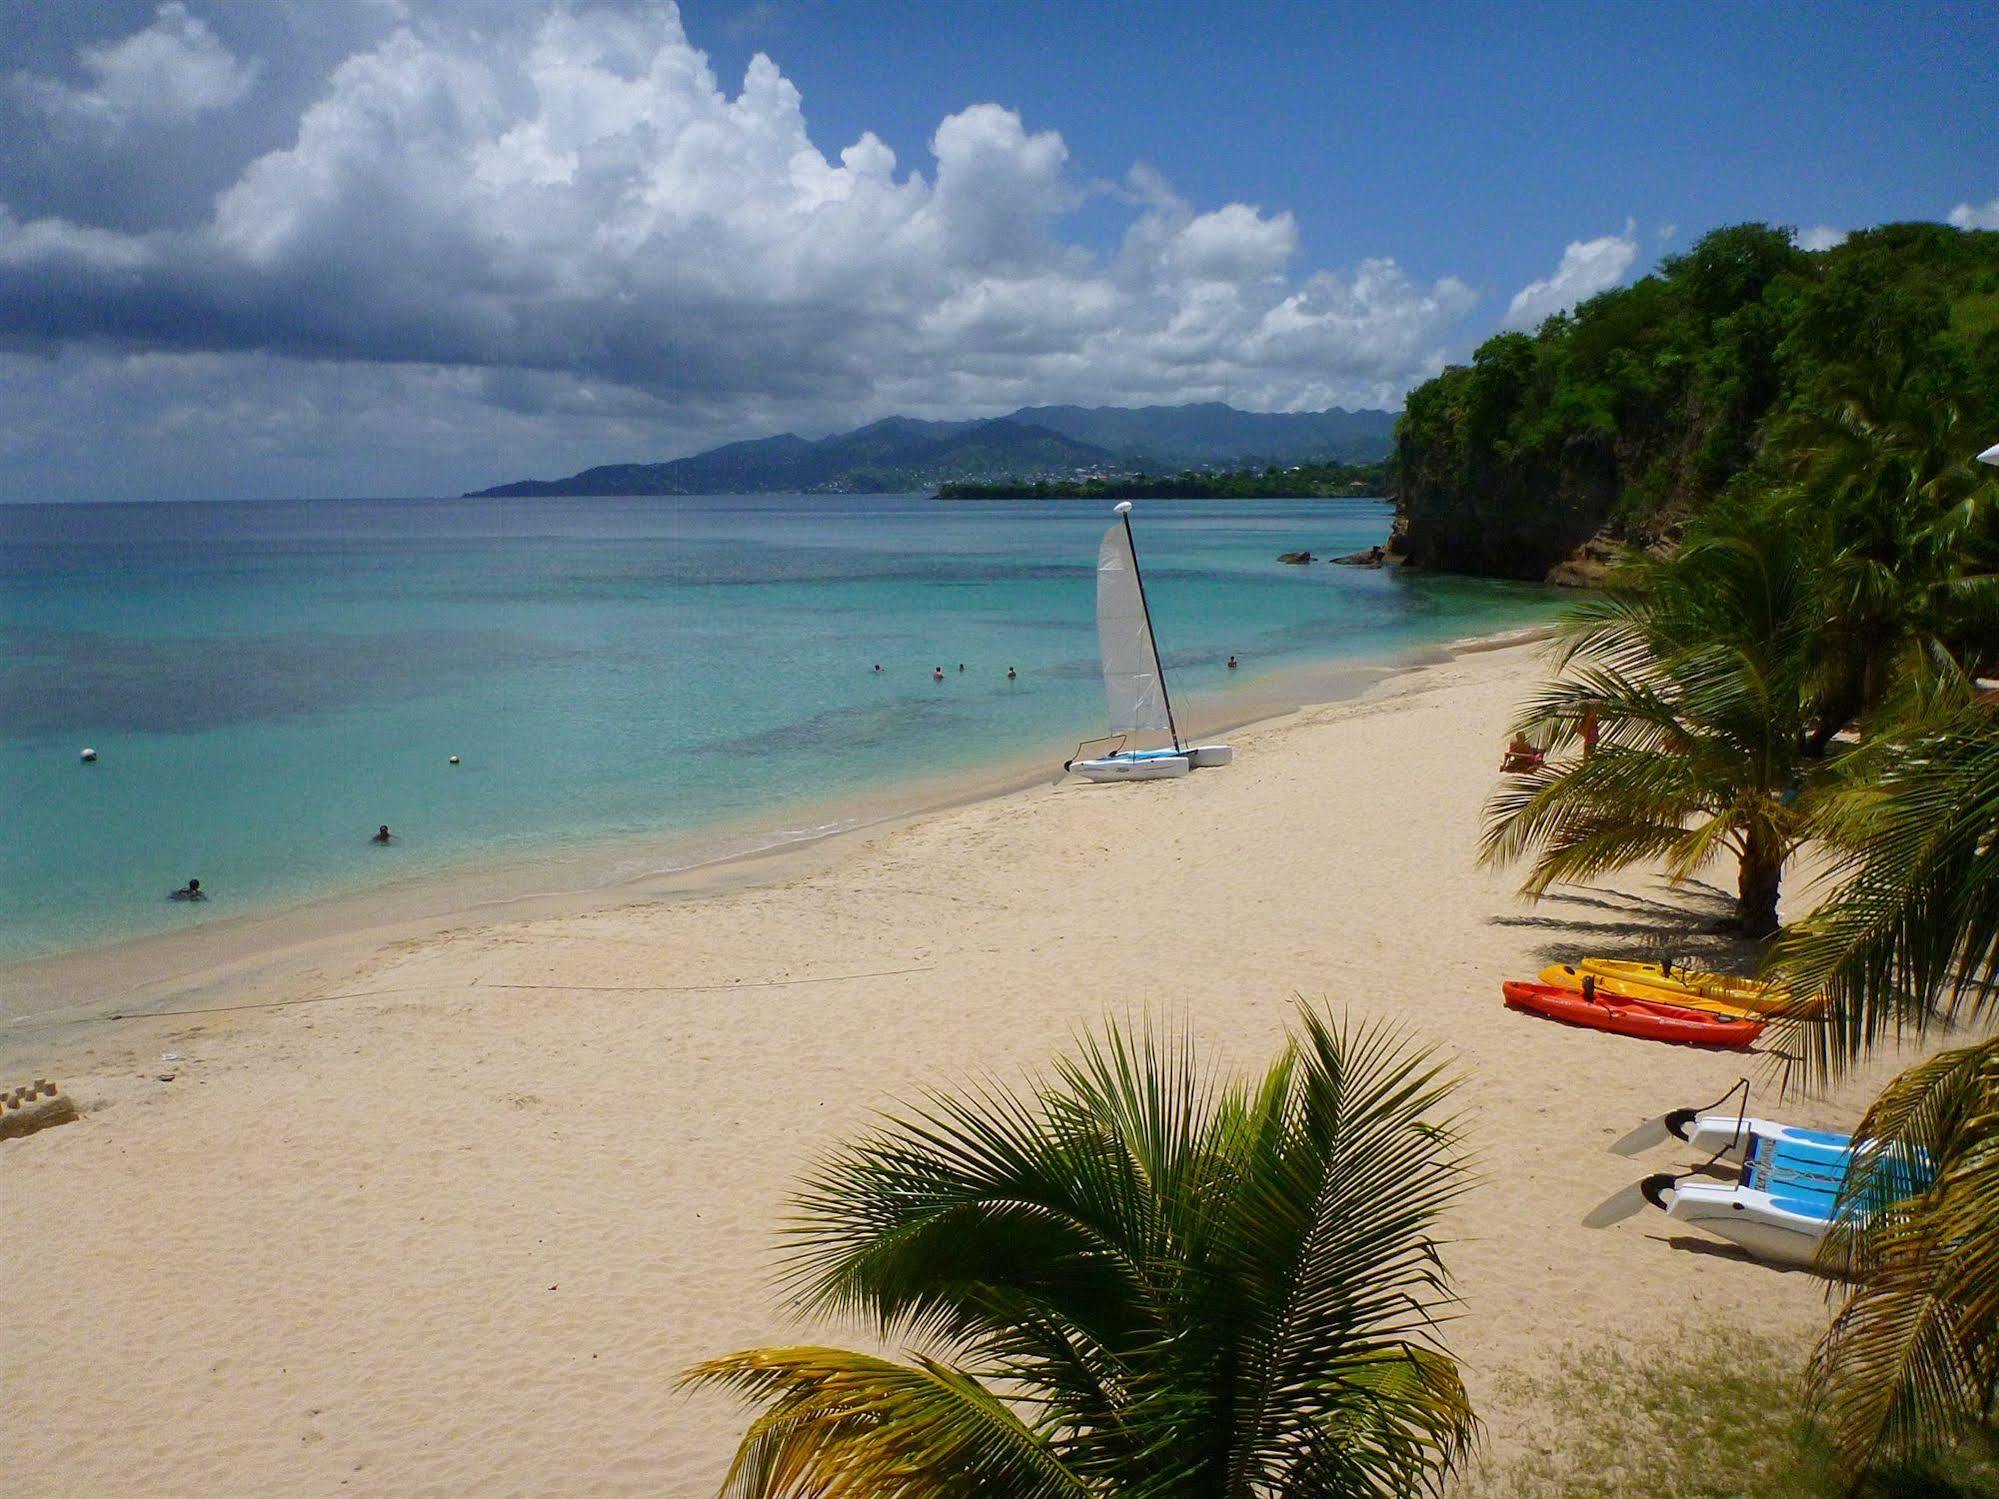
(465, 402, 1399, 497)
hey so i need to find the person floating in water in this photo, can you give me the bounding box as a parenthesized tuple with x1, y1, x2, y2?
(1006, 666, 1017, 680)
(1226, 654, 1238, 670)
(957, 663, 965, 673)
(373, 824, 393, 844)
(872, 663, 882, 672)
(933, 666, 944, 681)
(171, 877, 205, 902)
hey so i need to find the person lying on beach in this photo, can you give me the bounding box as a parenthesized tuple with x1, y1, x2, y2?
(171, 878, 205, 901)
(1499, 735, 1545, 773)
(373, 825, 393, 844)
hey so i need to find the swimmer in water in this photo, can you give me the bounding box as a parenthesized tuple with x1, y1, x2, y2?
(1227, 654, 1238, 670)
(1007, 666, 1016, 680)
(171, 877, 205, 901)
(933, 666, 944, 681)
(957, 663, 965, 673)
(373, 824, 393, 844)
(873, 663, 882, 673)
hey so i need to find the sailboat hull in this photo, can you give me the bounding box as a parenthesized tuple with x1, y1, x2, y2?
(1067, 753, 1191, 781)
(1184, 743, 1232, 767)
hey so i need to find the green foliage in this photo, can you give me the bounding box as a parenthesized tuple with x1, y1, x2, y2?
(935, 459, 1390, 500)
(1395, 222, 1999, 579)
(1807, 1038, 1999, 1476)
(686, 1010, 1477, 1496)
(1481, 498, 1828, 934)
(1771, 696, 1999, 1083)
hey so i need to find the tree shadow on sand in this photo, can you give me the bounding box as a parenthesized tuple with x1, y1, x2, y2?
(1488, 878, 1760, 971)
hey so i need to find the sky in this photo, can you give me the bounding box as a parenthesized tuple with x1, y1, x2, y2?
(1, 0, 1994, 501)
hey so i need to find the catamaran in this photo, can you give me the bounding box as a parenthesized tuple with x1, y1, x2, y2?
(1065, 502, 1232, 782)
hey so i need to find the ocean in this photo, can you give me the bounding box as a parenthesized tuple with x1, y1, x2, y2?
(1, 493, 1554, 963)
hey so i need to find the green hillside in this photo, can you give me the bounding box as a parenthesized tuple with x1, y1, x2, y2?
(1392, 222, 1999, 579)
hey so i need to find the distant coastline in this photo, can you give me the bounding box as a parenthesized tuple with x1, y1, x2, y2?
(465, 401, 1398, 498)
(936, 459, 1390, 501)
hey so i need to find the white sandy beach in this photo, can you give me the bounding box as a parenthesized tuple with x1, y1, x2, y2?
(0, 638, 1924, 1494)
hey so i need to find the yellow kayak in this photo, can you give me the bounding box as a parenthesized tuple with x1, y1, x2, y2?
(1537, 963, 1760, 1022)
(1577, 959, 1801, 1017)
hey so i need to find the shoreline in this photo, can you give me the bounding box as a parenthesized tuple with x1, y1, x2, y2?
(2, 625, 1925, 1497)
(0, 631, 1543, 1055)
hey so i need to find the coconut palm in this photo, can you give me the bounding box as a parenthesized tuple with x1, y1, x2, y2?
(1807, 1036, 1999, 1475)
(1766, 363, 1999, 749)
(1772, 692, 1999, 1082)
(1482, 498, 1823, 936)
(684, 1011, 1476, 1497)
(1765, 699, 1999, 1473)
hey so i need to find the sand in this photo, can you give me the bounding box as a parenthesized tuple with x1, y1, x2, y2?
(0, 638, 1926, 1494)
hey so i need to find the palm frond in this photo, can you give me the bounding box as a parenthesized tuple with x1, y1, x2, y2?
(1769, 711, 1999, 1083)
(1807, 1038, 1999, 1474)
(1218, 1013, 1475, 1493)
(684, 1346, 1090, 1498)
(691, 1009, 1477, 1496)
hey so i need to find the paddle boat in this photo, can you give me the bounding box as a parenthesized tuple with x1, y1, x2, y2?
(1608, 1099, 1923, 1269)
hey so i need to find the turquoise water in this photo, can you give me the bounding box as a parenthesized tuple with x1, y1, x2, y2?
(1, 494, 1554, 961)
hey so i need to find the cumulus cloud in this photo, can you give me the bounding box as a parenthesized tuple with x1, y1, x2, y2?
(11, 4, 259, 133)
(1949, 196, 1999, 231)
(1501, 222, 1639, 329)
(1796, 224, 1848, 251)
(0, 2, 1484, 496)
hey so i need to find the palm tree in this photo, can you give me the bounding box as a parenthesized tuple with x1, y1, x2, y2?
(1807, 1036, 1999, 1476)
(1765, 362, 1999, 750)
(1766, 699, 1999, 1473)
(1482, 498, 1823, 936)
(1773, 691, 1999, 1081)
(684, 1011, 1476, 1496)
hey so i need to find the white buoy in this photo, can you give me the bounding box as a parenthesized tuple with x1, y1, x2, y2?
(448, 755, 461, 765)
(79, 747, 97, 763)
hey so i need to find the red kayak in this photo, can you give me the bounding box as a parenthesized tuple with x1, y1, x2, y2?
(1501, 981, 1764, 1048)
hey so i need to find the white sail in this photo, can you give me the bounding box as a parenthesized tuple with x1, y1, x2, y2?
(1096, 516, 1174, 741)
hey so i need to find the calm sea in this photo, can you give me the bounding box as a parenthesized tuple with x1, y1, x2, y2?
(1, 494, 1553, 961)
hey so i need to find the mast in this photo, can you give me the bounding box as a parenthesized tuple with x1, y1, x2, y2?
(1119, 503, 1182, 751)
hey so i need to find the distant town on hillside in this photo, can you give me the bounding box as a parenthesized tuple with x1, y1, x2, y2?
(466, 402, 1399, 497)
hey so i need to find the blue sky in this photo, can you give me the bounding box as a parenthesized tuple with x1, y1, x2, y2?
(687, 0, 1996, 289)
(1, 0, 1993, 500)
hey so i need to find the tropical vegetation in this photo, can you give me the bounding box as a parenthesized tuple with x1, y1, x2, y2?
(1394, 221, 1999, 580)
(686, 1011, 1477, 1496)
(1473, 223, 1999, 1481)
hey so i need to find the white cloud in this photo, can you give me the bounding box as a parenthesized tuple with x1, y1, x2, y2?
(12, 4, 259, 133)
(1502, 223, 1639, 329)
(1796, 225, 1847, 251)
(1948, 196, 1999, 231)
(0, 3, 1485, 496)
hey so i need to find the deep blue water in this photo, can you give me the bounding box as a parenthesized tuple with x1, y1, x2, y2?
(1, 494, 1553, 960)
